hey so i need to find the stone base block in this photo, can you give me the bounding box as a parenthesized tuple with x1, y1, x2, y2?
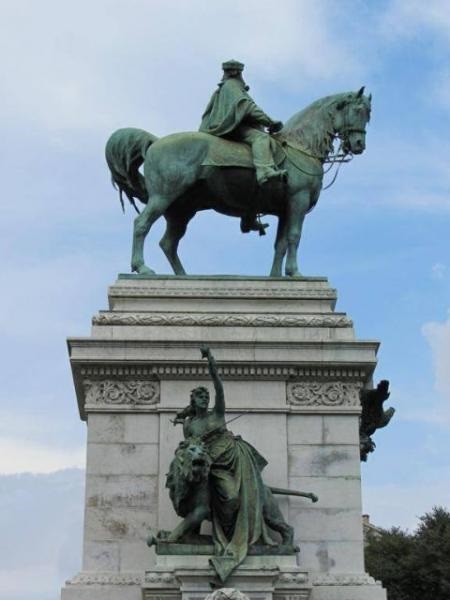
(61, 572, 143, 600)
(310, 574, 386, 600)
(143, 555, 311, 600)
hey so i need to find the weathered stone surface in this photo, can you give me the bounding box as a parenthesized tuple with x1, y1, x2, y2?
(87, 414, 159, 444)
(298, 540, 364, 573)
(120, 540, 154, 571)
(288, 477, 361, 511)
(62, 581, 143, 600)
(82, 541, 120, 571)
(287, 415, 324, 445)
(290, 507, 364, 542)
(288, 444, 360, 478)
(86, 442, 159, 475)
(86, 474, 158, 509)
(85, 507, 157, 541)
(322, 415, 360, 445)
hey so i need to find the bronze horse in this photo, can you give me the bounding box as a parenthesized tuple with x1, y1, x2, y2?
(106, 88, 371, 277)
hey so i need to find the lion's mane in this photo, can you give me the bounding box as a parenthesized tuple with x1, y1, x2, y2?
(165, 438, 211, 516)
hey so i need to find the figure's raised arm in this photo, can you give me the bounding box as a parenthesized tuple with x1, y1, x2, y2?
(200, 346, 225, 415)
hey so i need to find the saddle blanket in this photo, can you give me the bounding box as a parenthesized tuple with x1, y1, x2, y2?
(201, 136, 285, 169)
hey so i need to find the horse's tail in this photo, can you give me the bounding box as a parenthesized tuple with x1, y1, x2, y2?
(105, 127, 158, 214)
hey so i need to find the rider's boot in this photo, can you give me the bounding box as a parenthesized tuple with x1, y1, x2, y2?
(240, 215, 269, 235)
(256, 165, 288, 185)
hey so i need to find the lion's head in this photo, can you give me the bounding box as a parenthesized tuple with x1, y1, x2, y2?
(165, 437, 211, 516)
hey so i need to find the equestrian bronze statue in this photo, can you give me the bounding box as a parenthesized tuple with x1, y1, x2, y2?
(106, 60, 371, 277)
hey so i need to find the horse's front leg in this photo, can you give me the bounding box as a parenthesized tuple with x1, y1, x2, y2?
(131, 194, 173, 275)
(269, 214, 288, 277)
(285, 191, 309, 277)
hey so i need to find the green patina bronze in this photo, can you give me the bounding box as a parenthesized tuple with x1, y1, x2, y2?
(147, 347, 318, 583)
(105, 61, 371, 277)
(359, 380, 395, 461)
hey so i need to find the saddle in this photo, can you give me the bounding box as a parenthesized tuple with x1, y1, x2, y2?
(200, 134, 286, 169)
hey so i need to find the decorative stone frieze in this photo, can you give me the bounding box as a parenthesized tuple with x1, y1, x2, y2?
(287, 382, 363, 407)
(109, 284, 336, 300)
(92, 312, 352, 328)
(84, 379, 160, 406)
(79, 365, 368, 381)
(311, 573, 378, 586)
(66, 571, 143, 585)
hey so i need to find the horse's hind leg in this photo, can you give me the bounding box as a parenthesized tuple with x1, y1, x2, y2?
(269, 215, 288, 277)
(159, 211, 194, 276)
(131, 194, 173, 274)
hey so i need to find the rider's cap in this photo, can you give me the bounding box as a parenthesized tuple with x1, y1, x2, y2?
(222, 59, 244, 72)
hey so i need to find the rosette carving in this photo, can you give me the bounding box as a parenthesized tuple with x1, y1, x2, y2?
(287, 382, 362, 406)
(84, 380, 160, 406)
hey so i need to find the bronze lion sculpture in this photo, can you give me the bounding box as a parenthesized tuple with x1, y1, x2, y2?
(147, 437, 317, 548)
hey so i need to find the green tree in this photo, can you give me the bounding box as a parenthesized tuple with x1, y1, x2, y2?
(412, 507, 450, 599)
(365, 526, 416, 600)
(365, 506, 450, 600)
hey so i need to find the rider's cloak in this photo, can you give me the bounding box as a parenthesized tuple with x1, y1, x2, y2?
(199, 77, 272, 136)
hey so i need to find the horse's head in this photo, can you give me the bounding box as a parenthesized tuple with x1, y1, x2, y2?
(333, 87, 371, 155)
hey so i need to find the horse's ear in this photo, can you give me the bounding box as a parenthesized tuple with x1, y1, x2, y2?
(368, 93, 372, 103)
(356, 86, 365, 98)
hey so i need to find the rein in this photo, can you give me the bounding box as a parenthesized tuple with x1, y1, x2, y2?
(279, 138, 352, 190)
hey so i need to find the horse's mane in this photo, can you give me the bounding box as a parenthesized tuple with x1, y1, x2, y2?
(280, 93, 355, 158)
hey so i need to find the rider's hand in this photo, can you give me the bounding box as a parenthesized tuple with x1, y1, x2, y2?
(200, 345, 211, 359)
(268, 120, 283, 134)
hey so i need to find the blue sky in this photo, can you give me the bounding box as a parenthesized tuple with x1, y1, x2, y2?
(1, 1, 450, 598)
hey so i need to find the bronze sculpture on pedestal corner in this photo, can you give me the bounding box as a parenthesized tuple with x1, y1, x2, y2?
(147, 347, 318, 583)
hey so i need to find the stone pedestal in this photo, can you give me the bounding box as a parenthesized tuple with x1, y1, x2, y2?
(61, 276, 386, 600)
(143, 554, 311, 600)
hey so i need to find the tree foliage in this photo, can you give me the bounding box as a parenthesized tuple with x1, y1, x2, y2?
(365, 506, 450, 600)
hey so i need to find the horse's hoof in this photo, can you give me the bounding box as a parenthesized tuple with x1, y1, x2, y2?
(285, 270, 303, 278)
(133, 264, 156, 276)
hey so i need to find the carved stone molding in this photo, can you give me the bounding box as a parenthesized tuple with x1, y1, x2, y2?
(84, 379, 160, 406)
(287, 382, 363, 407)
(276, 572, 309, 585)
(274, 593, 310, 600)
(144, 572, 177, 584)
(67, 571, 143, 585)
(143, 593, 181, 600)
(92, 312, 352, 328)
(79, 365, 368, 381)
(312, 573, 378, 586)
(109, 285, 336, 300)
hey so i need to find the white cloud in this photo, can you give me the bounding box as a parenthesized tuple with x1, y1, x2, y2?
(431, 262, 447, 280)
(363, 472, 450, 530)
(381, 0, 450, 39)
(339, 133, 450, 212)
(380, 1, 450, 114)
(0, 565, 61, 600)
(0, 470, 84, 599)
(422, 311, 450, 422)
(0, 438, 85, 475)
(0, 0, 360, 135)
